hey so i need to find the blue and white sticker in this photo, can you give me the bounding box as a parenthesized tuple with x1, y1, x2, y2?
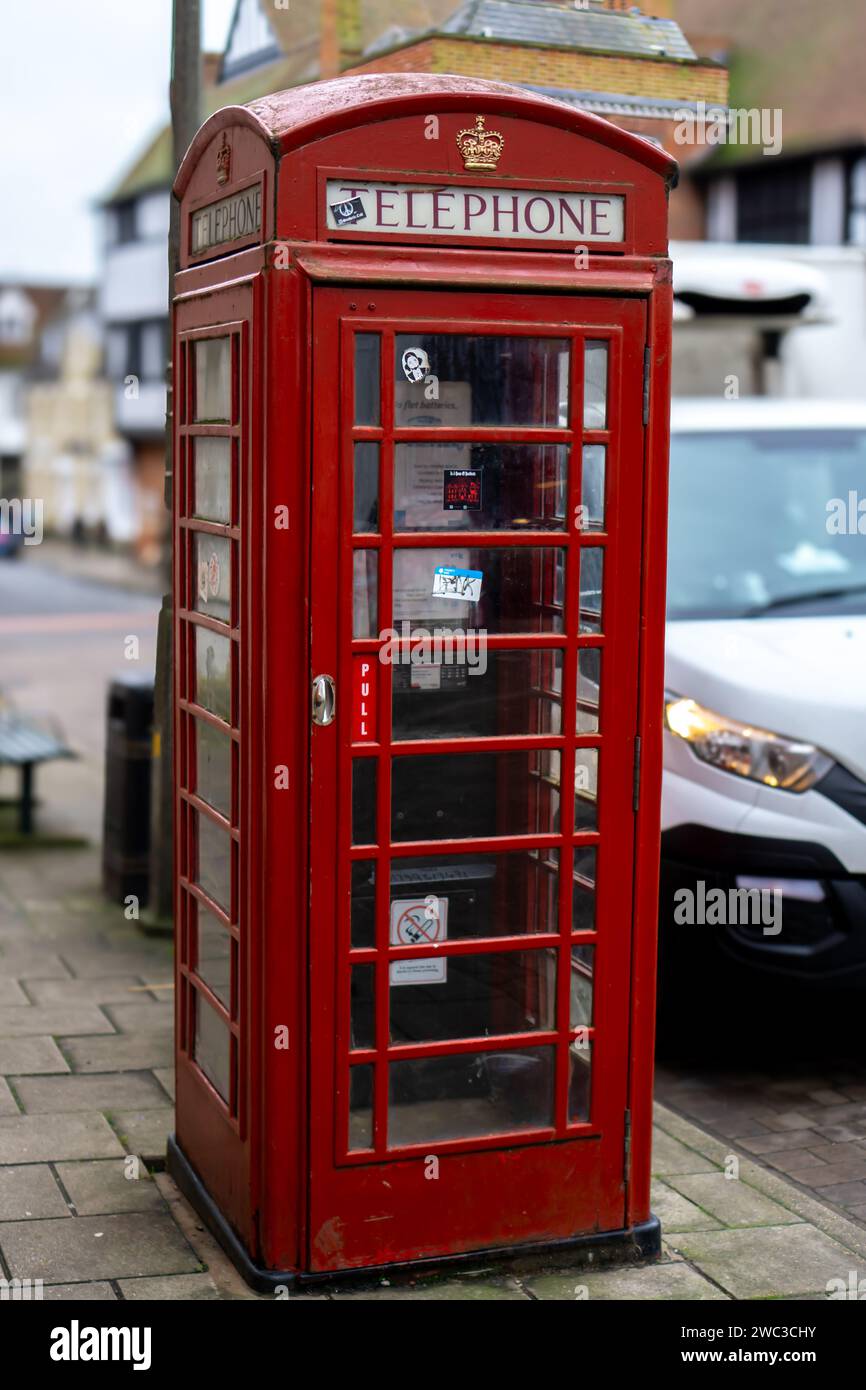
(432, 565, 483, 603)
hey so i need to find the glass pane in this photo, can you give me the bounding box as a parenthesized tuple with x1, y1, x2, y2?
(390, 947, 556, 1043)
(354, 334, 380, 425)
(348, 1065, 374, 1150)
(195, 719, 232, 820)
(195, 811, 231, 913)
(392, 751, 560, 841)
(194, 991, 231, 1102)
(351, 861, 376, 948)
(393, 546, 564, 633)
(394, 443, 568, 531)
(581, 445, 606, 532)
(388, 852, 560, 939)
(570, 944, 595, 1028)
(389, 1046, 555, 1146)
(194, 626, 232, 723)
(194, 336, 232, 423)
(575, 749, 599, 831)
(354, 443, 379, 532)
(351, 965, 376, 1049)
(578, 547, 603, 634)
(573, 846, 597, 933)
(196, 903, 231, 1008)
(395, 335, 569, 427)
(577, 648, 601, 733)
(353, 549, 378, 637)
(584, 341, 608, 429)
(568, 1038, 592, 1123)
(352, 759, 377, 845)
(194, 534, 231, 623)
(193, 437, 231, 523)
(392, 647, 562, 740)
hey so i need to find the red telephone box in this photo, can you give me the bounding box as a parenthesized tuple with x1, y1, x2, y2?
(169, 72, 675, 1289)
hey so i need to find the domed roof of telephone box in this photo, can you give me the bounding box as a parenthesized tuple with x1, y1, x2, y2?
(175, 72, 678, 197)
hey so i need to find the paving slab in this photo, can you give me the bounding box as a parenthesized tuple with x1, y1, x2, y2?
(0, 1037, 69, 1075)
(815, 1180, 866, 1205)
(59, 1034, 174, 1073)
(0, 1211, 201, 1282)
(0, 1078, 18, 1116)
(60, 950, 172, 980)
(55, 1160, 166, 1217)
(738, 1130, 822, 1155)
(650, 1178, 722, 1232)
(101, 1003, 174, 1035)
(665, 1224, 863, 1299)
(42, 1282, 117, 1300)
(652, 1128, 718, 1176)
(525, 1260, 729, 1301)
(0, 951, 71, 981)
(109, 1108, 174, 1159)
(334, 1275, 527, 1300)
(666, 1172, 803, 1227)
(118, 1273, 224, 1300)
(0, 1165, 70, 1220)
(0, 1005, 115, 1038)
(12, 1071, 170, 1115)
(0, 1112, 124, 1163)
(23, 977, 147, 1007)
(153, 1068, 175, 1101)
(0, 980, 28, 1005)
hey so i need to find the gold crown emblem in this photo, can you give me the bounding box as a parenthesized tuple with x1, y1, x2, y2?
(216, 135, 231, 186)
(456, 115, 505, 172)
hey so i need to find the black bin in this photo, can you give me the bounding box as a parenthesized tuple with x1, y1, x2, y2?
(102, 675, 154, 907)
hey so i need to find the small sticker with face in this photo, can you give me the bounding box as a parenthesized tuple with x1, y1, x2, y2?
(401, 347, 430, 383)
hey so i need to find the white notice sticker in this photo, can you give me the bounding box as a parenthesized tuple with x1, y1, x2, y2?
(389, 896, 448, 986)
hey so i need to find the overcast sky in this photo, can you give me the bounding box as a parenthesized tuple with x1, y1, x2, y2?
(1, 0, 236, 284)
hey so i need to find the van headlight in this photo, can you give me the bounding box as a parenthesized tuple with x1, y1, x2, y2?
(663, 694, 833, 792)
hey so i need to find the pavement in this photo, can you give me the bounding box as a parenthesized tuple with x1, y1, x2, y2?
(2, 545, 866, 1300)
(1, 848, 866, 1301)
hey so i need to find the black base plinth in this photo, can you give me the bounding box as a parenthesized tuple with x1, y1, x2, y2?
(167, 1135, 662, 1294)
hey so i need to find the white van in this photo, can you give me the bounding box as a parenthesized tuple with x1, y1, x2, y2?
(662, 399, 866, 987)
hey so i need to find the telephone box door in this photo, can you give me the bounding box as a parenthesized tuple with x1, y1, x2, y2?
(308, 287, 647, 1271)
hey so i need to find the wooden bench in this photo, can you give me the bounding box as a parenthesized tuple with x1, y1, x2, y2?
(0, 714, 75, 834)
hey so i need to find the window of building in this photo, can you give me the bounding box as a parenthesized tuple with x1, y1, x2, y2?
(736, 161, 812, 244)
(847, 155, 866, 246)
(113, 200, 138, 245)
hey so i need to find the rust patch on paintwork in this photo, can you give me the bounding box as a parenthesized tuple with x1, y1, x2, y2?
(313, 1215, 345, 1259)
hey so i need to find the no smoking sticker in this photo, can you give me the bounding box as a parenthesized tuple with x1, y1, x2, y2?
(389, 896, 448, 985)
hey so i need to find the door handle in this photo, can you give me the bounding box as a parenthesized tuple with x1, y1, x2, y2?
(311, 674, 336, 727)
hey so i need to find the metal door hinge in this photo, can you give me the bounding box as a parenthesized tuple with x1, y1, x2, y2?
(624, 1108, 632, 1184)
(642, 347, 651, 425)
(632, 735, 642, 812)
